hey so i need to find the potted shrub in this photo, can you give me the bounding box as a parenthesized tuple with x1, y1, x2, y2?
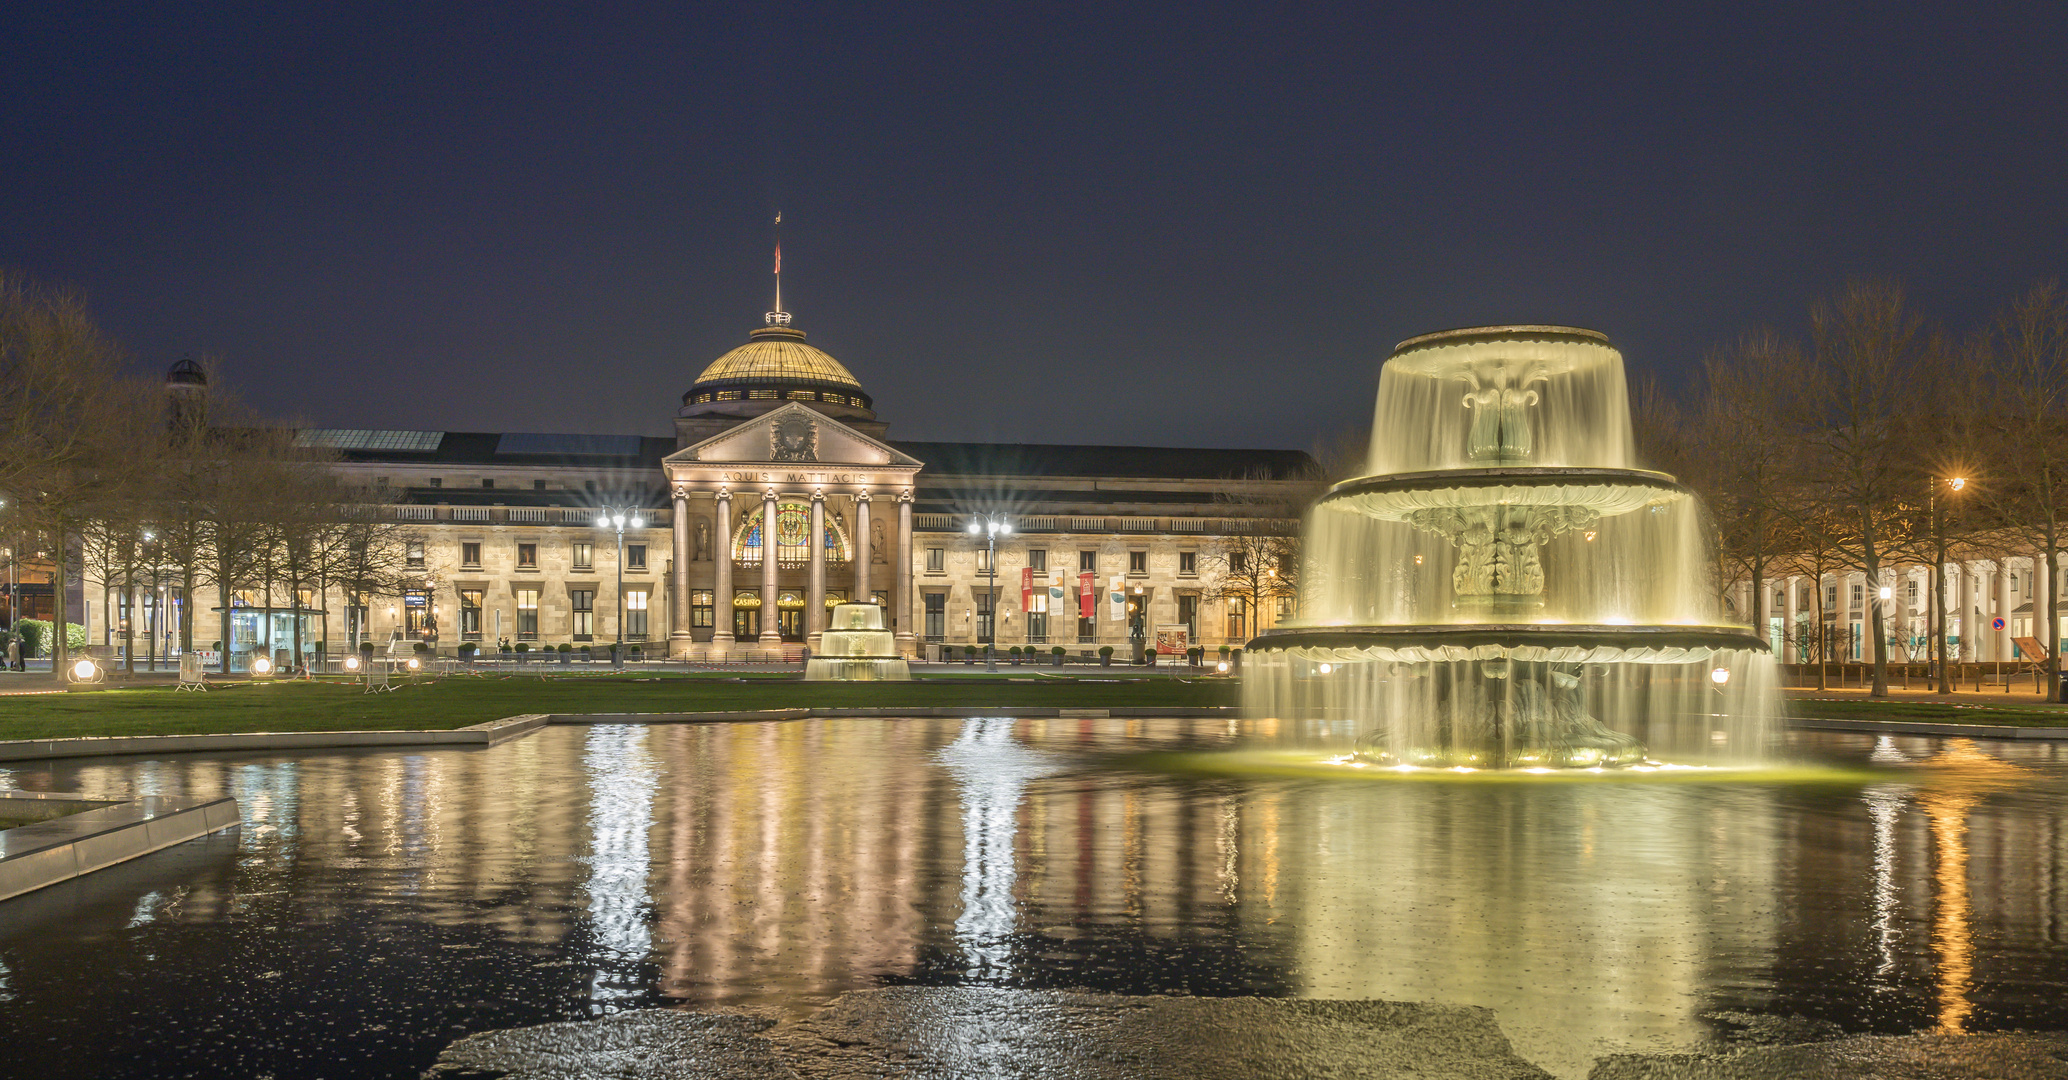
(457, 641, 477, 661)
(1008, 646, 1022, 666)
(580, 645, 594, 662)
(1051, 645, 1065, 668)
(558, 643, 572, 664)
(413, 641, 430, 655)
(963, 644, 976, 665)
(514, 641, 530, 656)
(629, 645, 644, 663)
(1145, 646, 1159, 667)
(1188, 646, 1204, 667)
(1098, 645, 1114, 667)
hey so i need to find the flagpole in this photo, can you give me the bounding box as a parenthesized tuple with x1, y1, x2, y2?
(773, 211, 783, 315)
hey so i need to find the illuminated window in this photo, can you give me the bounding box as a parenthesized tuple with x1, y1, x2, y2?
(406, 541, 424, 568)
(823, 394, 847, 406)
(787, 390, 816, 400)
(1227, 597, 1247, 639)
(459, 589, 482, 640)
(976, 547, 991, 572)
(515, 587, 539, 640)
(572, 541, 593, 570)
(749, 389, 778, 400)
(625, 589, 650, 640)
(517, 543, 537, 568)
(733, 503, 851, 567)
(715, 391, 743, 401)
(691, 590, 714, 628)
(570, 589, 593, 639)
(926, 547, 944, 573)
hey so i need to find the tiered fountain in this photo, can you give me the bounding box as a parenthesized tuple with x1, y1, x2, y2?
(1246, 326, 1776, 768)
(805, 602, 912, 681)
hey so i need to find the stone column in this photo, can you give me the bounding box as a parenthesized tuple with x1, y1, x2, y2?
(895, 488, 915, 656)
(1997, 560, 2014, 661)
(669, 483, 692, 658)
(853, 491, 872, 606)
(712, 489, 735, 654)
(1956, 561, 1975, 662)
(806, 490, 826, 648)
(2039, 553, 2053, 656)
(760, 487, 782, 645)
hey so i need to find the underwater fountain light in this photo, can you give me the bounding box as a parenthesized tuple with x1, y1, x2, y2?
(1710, 667, 1731, 686)
(1318, 663, 1333, 674)
(1217, 661, 1229, 673)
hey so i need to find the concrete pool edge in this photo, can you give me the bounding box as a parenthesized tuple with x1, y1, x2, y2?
(0, 709, 2057, 764)
(0, 788, 239, 902)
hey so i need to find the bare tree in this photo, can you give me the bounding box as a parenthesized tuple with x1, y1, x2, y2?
(1792, 280, 1934, 698)
(1202, 466, 1321, 641)
(0, 274, 160, 679)
(1684, 330, 1802, 637)
(1975, 282, 2068, 698)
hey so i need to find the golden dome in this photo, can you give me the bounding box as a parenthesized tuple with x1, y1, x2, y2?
(691, 325, 862, 390)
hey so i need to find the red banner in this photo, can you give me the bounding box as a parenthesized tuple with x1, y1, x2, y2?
(1021, 567, 1033, 615)
(1079, 572, 1096, 618)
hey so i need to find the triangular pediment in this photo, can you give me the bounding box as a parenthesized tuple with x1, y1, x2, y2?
(664, 403, 921, 469)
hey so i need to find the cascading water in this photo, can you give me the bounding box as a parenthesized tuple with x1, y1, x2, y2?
(804, 602, 912, 681)
(1245, 326, 1778, 768)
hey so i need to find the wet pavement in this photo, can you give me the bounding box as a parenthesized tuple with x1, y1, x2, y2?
(0, 718, 2064, 1078)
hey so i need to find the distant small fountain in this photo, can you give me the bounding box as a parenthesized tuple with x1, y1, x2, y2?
(805, 603, 911, 681)
(1246, 326, 1777, 768)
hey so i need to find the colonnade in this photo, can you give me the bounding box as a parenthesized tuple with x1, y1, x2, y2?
(668, 483, 915, 657)
(1739, 555, 2068, 663)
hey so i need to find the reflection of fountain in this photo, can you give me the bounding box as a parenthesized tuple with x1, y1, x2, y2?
(804, 604, 911, 681)
(1247, 326, 1778, 767)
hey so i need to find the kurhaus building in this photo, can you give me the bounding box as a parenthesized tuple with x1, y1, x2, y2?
(144, 306, 1316, 663)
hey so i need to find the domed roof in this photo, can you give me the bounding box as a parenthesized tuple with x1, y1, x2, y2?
(691, 325, 861, 390)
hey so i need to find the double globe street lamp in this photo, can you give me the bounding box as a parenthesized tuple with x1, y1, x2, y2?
(596, 507, 645, 669)
(967, 514, 1011, 672)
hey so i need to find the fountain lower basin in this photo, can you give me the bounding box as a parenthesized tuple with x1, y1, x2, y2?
(804, 603, 911, 681)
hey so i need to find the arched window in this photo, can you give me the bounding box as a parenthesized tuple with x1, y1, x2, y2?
(733, 502, 852, 567)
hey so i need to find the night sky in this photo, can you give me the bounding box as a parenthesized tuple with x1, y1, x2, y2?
(5, 3, 2064, 452)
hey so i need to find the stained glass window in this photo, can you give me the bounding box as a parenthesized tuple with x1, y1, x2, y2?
(733, 503, 853, 567)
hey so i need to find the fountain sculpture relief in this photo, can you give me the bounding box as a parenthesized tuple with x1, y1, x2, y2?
(1245, 326, 1777, 768)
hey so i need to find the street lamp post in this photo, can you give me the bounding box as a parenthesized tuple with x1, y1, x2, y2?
(597, 506, 645, 670)
(1930, 475, 1968, 694)
(967, 514, 1011, 672)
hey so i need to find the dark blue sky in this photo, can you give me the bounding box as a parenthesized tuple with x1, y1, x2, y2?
(4, 3, 2063, 450)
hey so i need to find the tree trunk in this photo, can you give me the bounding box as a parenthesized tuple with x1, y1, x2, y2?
(50, 523, 68, 683)
(1866, 547, 1889, 698)
(2049, 530, 2064, 702)
(218, 579, 233, 674)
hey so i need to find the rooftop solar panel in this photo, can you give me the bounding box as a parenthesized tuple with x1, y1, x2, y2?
(495, 433, 645, 457)
(295, 429, 446, 452)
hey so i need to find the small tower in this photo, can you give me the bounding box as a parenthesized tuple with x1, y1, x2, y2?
(165, 356, 208, 432)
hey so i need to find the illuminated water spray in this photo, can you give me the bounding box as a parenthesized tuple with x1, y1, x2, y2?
(1245, 326, 1778, 768)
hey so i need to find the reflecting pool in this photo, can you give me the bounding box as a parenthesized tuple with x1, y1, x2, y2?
(1, 720, 2065, 1078)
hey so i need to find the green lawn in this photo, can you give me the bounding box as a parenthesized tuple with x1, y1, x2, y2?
(0, 672, 1238, 740)
(1789, 697, 2068, 727)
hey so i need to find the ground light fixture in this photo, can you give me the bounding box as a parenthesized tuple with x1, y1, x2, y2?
(67, 657, 102, 684)
(250, 655, 274, 677)
(1216, 661, 1229, 673)
(343, 655, 361, 672)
